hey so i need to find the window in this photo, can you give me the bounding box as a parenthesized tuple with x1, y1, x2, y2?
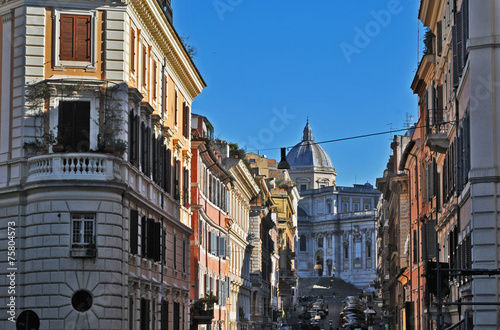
(162, 229, 167, 266)
(129, 297, 134, 330)
(182, 238, 186, 273)
(71, 214, 95, 247)
(142, 45, 148, 89)
(130, 210, 139, 255)
(152, 60, 158, 101)
(173, 302, 180, 330)
(364, 204, 371, 211)
(161, 300, 169, 330)
(367, 244, 371, 258)
(299, 235, 307, 251)
(300, 184, 307, 191)
(140, 299, 150, 330)
(317, 237, 323, 248)
(174, 90, 178, 126)
(163, 75, 168, 115)
(183, 168, 189, 205)
(53, 11, 96, 70)
(129, 112, 139, 164)
(182, 103, 190, 138)
(173, 234, 177, 270)
(353, 203, 360, 212)
(72, 290, 93, 312)
(342, 202, 349, 213)
(130, 26, 137, 75)
(173, 160, 180, 201)
(59, 101, 91, 152)
(60, 15, 91, 62)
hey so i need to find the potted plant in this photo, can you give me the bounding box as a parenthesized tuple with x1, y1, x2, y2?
(23, 139, 45, 156)
(86, 238, 97, 258)
(191, 292, 218, 324)
(44, 130, 65, 152)
(112, 138, 128, 156)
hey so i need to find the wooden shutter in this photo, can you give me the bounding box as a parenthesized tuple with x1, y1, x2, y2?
(130, 210, 138, 255)
(183, 103, 189, 138)
(452, 23, 459, 87)
(154, 222, 161, 262)
(425, 220, 437, 259)
(436, 21, 442, 56)
(75, 16, 91, 61)
(130, 28, 136, 74)
(147, 218, 155, 260)
(152, 60, 157, 100)
(141, 216, 147, 258)
(60, 16, 75, 60)
(162, 229, 167, 266)
(60, 15, 90, 62)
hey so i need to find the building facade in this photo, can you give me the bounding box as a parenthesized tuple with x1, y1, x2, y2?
(248, 175, 279, 329)
(0, 0, 205, 329)
(290, 122, 380, 288)
(376, 134, 412, 329)
(190, 115, 231, 330)
(380, 0, 500, 328)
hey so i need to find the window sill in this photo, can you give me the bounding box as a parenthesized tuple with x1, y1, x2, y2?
(54, 62, 96, 72)
(70, 247, 97, 258)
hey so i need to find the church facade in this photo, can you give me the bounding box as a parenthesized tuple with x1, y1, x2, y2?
(288, 123, 380, 288)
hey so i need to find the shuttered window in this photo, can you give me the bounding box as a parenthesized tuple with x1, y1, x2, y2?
(130, 210, 139, 255)
(147, 218, 155, 260)
(154, 222, 161, 262)
(60, 15, 91, 62)
(182, 103, 189, 138)
(130, 27, 136, 74)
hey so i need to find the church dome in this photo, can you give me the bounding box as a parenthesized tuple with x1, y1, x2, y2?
(287, 122, 334, 168)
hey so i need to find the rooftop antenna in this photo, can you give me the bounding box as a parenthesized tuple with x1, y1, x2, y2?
(405, 113, 415, 129)
(387, 123, 393, 141)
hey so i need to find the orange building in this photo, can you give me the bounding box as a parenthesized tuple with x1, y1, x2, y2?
(190, 115, 231, 329)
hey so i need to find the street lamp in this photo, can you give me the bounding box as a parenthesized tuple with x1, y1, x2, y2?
(277, 148, 290, 169)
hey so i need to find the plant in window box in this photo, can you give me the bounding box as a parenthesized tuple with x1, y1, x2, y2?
(112, 138, 128, 156)
(23, 139, 45, 156)
(86, 239, 97, 258)
(191, 292, 218, 318)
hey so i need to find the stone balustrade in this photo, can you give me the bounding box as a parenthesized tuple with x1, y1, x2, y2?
(27, 153, 121, 182)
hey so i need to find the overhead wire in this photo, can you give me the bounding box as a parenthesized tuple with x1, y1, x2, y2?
(247, 121, 455, 153)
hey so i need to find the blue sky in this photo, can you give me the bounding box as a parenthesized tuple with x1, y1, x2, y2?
(173, 0, 423, 187)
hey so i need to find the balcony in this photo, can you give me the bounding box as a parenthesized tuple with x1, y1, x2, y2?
(426, 109, 450, 154)
(27, 153, 122, 183)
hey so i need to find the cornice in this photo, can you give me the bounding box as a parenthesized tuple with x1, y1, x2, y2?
(128, 0, 206, 102)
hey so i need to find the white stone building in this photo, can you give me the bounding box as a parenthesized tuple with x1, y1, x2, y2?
(0, 0, 205, 329)
(288, 122, 380, 288)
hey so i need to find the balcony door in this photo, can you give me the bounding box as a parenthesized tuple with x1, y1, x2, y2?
(59, 101, 90, 151)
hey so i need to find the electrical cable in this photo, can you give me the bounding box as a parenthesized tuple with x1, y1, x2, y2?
(247, 121, 455, 153)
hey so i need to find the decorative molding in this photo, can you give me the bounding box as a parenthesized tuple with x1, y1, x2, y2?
(2, 12, 12, 23)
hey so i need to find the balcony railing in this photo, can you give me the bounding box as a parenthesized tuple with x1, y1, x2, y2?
(27, 153, 121, 183)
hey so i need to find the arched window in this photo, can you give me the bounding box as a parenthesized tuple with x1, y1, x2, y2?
(300, 235, 307, 251)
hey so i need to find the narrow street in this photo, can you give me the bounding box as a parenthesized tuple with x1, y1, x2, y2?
(285, 277, 383, 330)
